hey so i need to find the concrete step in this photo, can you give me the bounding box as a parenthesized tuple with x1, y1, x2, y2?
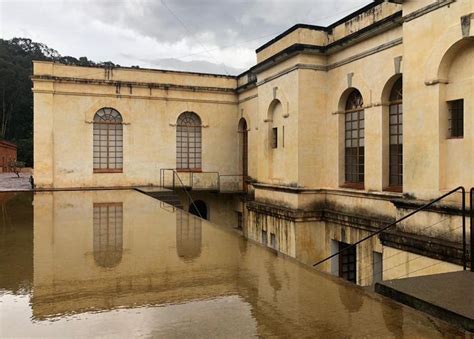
(135, 188, 183, 210)
(375, 271, 474, 332)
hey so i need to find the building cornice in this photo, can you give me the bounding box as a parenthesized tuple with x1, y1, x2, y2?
(247, 12, 403, 77)
(403, 0, 456, 23)
(32, 75, 236, 95)
(32, 89, 237, 105)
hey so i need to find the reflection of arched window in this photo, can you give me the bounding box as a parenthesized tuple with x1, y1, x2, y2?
(93, 108, 123, 172)
(176, 211, 202, 261)
(93, 203, 123, 268)
(189, 200, 208, 220)
(344, 90, 364, 186)
(176, 112, 202, 171)
(389, 77, 403, 188)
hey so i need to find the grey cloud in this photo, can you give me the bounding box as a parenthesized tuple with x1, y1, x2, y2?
(85, 0, 370, 48)
(1, 0, 372, 74)
(126, 55, 244, 75)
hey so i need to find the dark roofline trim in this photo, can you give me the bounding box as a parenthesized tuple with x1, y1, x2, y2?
(255, 0, 396, 54)
(255, 23, 327, 53)
(327, 0, 385, 29)
(246, 11, 402, 76)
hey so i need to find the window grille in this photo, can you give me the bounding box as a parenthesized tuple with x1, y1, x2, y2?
(448, 99, 464, 138)
(339, 241, 356, 283)
(344, 90, 364, 186)
(389, 77, 403, 188)
(93, 108, 123, 172)
(176, 112, 202, 170)
(93, 202, 123, 268)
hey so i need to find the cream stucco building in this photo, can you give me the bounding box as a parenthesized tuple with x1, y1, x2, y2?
(32, 0, 474, 285)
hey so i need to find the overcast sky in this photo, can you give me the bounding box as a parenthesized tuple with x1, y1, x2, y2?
(0, 0, 371, 75)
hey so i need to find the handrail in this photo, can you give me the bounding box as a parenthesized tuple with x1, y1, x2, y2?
(470, 188, 474, 272)
(160, 168, 247, 192)
(160, 168, 203, 219)
(313, 186, 467, 269)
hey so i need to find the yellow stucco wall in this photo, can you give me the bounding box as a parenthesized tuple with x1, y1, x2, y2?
(32, 0, 473, 284)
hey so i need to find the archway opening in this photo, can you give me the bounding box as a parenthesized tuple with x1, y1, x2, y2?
(238, 118, 248, 191)
(342, 89, 364, 188)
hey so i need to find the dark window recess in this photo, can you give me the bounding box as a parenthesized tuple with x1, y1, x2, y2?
(344, 90, 364, 186)
(262, 230, 268, 245)
(270, 233, 277, 249)
(271, 127, 278, 148)
(448, 99, 464, 138)
(338, 242, 357, 283)
(389, 77, 403, 188)
(282, 126, 285, 148)
(237, 212, 243, 229)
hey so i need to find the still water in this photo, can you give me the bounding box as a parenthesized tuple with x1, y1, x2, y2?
(0, 190, 463, 337)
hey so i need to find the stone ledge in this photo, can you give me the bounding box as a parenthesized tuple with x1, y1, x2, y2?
(247, 199, 467, 267)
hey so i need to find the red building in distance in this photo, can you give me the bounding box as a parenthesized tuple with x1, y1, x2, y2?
(0, 140, 17, 172)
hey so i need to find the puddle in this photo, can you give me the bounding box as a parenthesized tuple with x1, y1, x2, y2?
(0, 190, 463, 337)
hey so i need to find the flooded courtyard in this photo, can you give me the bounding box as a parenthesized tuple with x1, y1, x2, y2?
(0, 190, 464, 337)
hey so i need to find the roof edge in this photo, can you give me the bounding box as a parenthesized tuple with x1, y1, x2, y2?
(32, 60, 238, 79)
(255, 0, 393, 54)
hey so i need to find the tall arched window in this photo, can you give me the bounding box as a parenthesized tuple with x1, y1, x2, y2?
(344, 90, 364, 187)
(389, 77, 403, 188)
(93, 108, 123, 172)
(176, 112, 202, 171)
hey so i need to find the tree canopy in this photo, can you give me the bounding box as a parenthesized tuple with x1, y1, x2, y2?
(0, 37, 116, 166)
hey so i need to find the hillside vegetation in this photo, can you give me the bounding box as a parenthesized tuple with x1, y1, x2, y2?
(0, 38, 116, 166)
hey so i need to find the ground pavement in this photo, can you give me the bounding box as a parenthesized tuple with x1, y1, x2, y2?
(0, 172, 32, 191)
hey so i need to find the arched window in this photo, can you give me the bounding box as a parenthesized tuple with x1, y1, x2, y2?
(93, 108, 123, 172)
(389, 77, 403, 188)
(344, 90, 365, 186)
(176, 112, 202, 171)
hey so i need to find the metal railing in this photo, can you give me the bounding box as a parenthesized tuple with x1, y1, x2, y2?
(159, 168, 203, 219)
(313, 186, 471, 271)
(160, 168, 246, 193)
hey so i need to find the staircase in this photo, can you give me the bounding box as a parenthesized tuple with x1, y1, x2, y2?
(135, 188, 183, 209)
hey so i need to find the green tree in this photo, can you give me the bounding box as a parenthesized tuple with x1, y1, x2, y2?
(0, 38, 116, 167)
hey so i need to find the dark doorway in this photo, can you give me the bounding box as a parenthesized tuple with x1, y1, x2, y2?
(238, 118, 248, 191)
(189, 200, 208, 220)
(339, 242, 357, 283)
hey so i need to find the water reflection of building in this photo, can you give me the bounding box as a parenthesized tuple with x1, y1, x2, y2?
(93, 203, 123, 268)
(176, 210, 202, 261)
(27, 190, 460, 337)
(0, 192, 33, 294)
